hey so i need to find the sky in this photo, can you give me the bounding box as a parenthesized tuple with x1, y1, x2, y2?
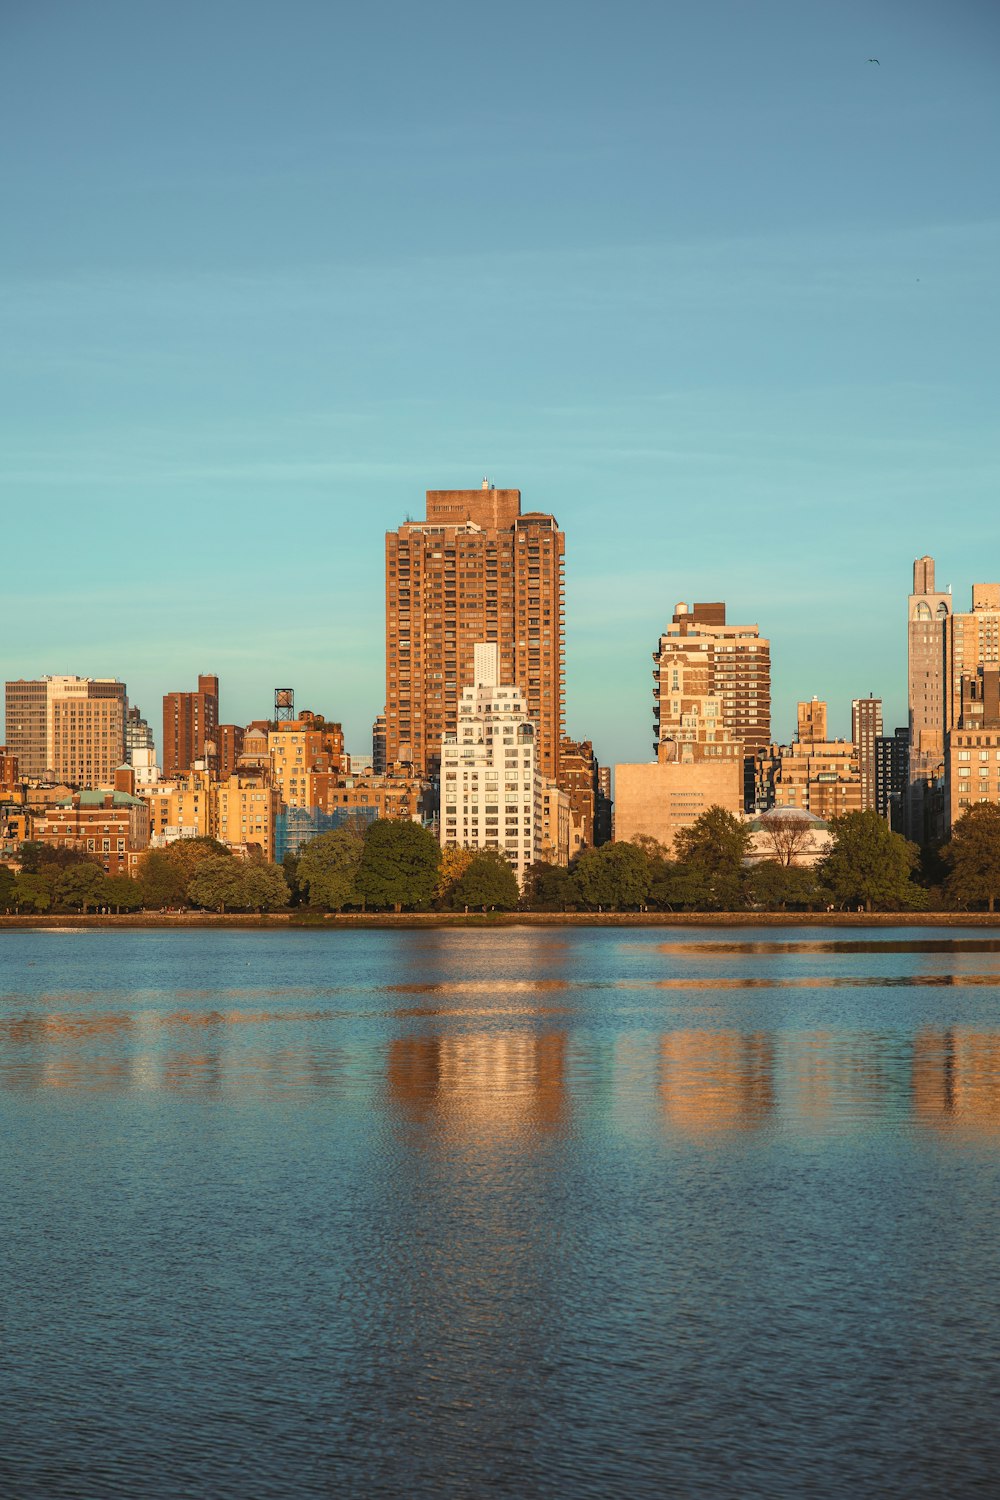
(2, 0, 998, 767)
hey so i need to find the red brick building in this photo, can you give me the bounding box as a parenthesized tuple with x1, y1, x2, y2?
(32, 791, 150, 876)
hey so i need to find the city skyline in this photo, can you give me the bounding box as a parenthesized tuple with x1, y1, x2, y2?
(2, 2, 998, 769)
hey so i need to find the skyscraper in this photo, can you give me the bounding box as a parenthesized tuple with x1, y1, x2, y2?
(162, 674, 219, 778)
(4, 675, 127, 785)
(907, 556, 951, 780)
(653, 602, 770, 809)
(385, 484, 564, 779)
(851, 695, 883, 811)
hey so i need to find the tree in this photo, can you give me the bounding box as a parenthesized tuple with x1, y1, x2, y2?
(572, 842, 650, 911)
(159, 836, 231, 882)
(104, 875, 143, 913)
(240, 862, 291, 912)
(673, 806, 752, 910)
(187, 853, 250, 913)
(944, 804, 1000, 913)
(136, 850, 189, 909)
(55, 863, 108, 913)
(297, 825, 366, 911)
(355, 820, 440, 912)
(450, 850, 520, 910)
(821, 810, 925, 912)
(435, 846, 476, 907)
(12, 873, 51, 912)
(747, 860, 822, 911)
(522, 860, 576, 911)
(0, 864, 16, 912)
(756, 811, 818, 867)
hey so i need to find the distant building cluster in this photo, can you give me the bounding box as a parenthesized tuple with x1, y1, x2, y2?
(1, 488, 995, 883)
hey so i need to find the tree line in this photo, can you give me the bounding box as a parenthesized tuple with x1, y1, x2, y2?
(2, 804, 1000, 915)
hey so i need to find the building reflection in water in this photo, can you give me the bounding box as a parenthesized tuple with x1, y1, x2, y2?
(658, 1030, 775, 1136)
(387, 1030, 568, 1137)
(783, 1030, 897, 1127)
(913, 1029, 1000, 1133)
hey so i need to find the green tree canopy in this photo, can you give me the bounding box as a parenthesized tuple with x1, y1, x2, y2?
(672, 806, 752, 910)
(187, 853, 251, 913)
(747, 860, 822, 911)
(572, 842, 650, 910)
(55, 863, 108, 912)
(450, 850, 520, 910)
(105, 875, 143, 912)
(12, 873, 51, 912)
(136, 850, 189, 909)
(522, 860, 577, 911)
(944, 804, 1000, 913)
(297, 825, 366, 911)
(240, 861, 291, 912)
(355, 820, 440, 911)
(0, 864, 16, 912)
(821, 810, 925, 912)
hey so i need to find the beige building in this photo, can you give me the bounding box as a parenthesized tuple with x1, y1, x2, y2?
(539, 778, 571, 866)
(614, 758, 743, 851)
(5, 675, 127, 785)
(268, 717, 346, 811)
(946, 666, 1000, 828)
(653, 601, 770, 808)
(385, 483, 565, 781)
(439, 642, 542, 886)
(212, 775, 281, 861)
(756, 700, 863, 819)
(907, 557, 951, 810)
(140, 767, 213, 846)
(947, 583, 1000, 733)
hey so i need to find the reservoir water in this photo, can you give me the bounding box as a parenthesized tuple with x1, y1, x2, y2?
(3, 925, 1000, 1498)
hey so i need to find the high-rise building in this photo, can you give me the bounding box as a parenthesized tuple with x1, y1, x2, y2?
(947, 583, 1000, 733)
(908, 556, 951, 780)
(125, 706, 155, 764)
(653, 602, 770, 810)
(385, 483, 565, 780)
(875, 727, 909, 825)
(439, 641, 541, 886)
(851, 695, 883, 811)
(372, 713, 387, 775)
(4, 675, 127, 786)
(946, 665, 1000, 829)
(162, 674, 219, 778)
(216, 724, 245, 782)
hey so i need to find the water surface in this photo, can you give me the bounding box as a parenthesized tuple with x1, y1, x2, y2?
(3, 926, 1000, 1497)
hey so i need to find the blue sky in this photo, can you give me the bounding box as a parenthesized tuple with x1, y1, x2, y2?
(2, 0, 998, 766)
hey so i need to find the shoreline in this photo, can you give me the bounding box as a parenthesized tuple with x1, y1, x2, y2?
(1, 911, 999, 931)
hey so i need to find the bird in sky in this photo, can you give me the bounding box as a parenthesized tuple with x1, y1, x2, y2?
(867, 57, 880, 64)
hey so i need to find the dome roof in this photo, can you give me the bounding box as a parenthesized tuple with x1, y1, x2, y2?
(757, 807, 825, 826)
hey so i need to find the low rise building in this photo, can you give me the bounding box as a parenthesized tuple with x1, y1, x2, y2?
(945, 666, 1000, 829)
(212, 775, 281, 861)
(32, 790, 150, 876)
(140, 767, 213, 847)
(614, 758, 743, 851)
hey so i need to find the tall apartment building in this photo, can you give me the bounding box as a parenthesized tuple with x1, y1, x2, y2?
(125, 706, 155, 764)
(908, 556, 951, 776)
(946, 665, 1000, 828)
(372, 714, 387, 775)
(851, 695, 883, 811)
(5, 675, 127, 785)
(947, 583, 1000, 732)
(875, 727, 909, 825)
(559, 737, 613, 859)
(385, 483, 565, 780)
(439, 642, 541, 886)
(653, 602, 770, 809)
(162, 674, 219, 778)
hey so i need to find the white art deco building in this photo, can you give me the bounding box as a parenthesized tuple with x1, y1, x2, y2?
(440, 642, 541, 885)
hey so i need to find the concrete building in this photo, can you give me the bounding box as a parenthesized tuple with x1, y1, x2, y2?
(851, 695, 883, 811)
(216, 724, 245, 782)
(439, 641, 542, 886)
(5, 676, 127, 786)
(372, 714, 387, 775)
(755, 700, 863, 819)
(539, 778, 571, 866)
(141, 767, 213, 847)
(613, 757, 743, 851)
(385, 483, 565, 780)
(32, 790, 150, 876)
(162, 674, 219, 778)
(653, 601, 770, 809)
(907, 556, 951, 838)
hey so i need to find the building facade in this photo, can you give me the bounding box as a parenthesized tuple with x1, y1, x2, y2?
(755, 700, 863, 819)
(162, 674, 219, 778)
(851, 695, 883, 811)
(945, 665, 1000, 828)
(653, 601, 770, 809)
(439, 642, 542, 886)
(5, 676, 127, 786)
(385, 483, 565, 780)
(613, 757, 743, 851)
(32, 790, 150, 876)
(875, 727, 909, 826)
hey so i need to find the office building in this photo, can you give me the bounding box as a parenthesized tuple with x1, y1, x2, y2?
(439, 642, 542, 886)
(851, 695, 883, 811)
(162, 674, 219, 778)
(875, 727, 909, 825)
(5, 675, 127, 787)
(385, 483, 565, 780)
